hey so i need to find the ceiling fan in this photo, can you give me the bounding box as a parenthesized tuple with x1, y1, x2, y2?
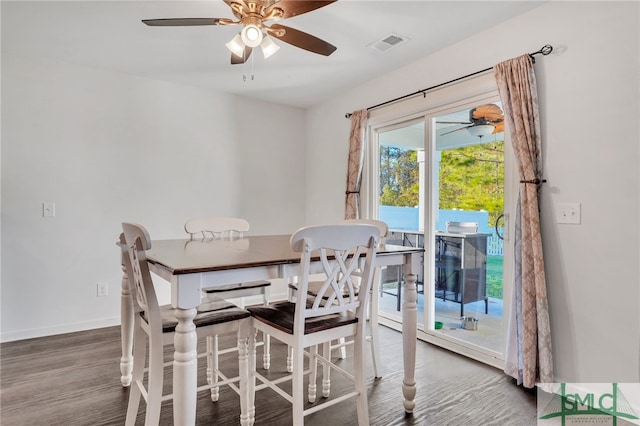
(439, 104, 505, 139)
(142, 0, 338, 64)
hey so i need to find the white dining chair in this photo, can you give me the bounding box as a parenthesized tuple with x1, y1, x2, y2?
(287, 219, 388, 380)
(248, 223, 380, 425)
(120, 223, 253, 426)
(185, 216, 272, 372)
(341, 218, 388, 378)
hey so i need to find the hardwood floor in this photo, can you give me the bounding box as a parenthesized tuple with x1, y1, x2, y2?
(1, 325, 537, 425)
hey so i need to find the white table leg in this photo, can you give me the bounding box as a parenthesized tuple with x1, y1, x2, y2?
(238, 321, 256, 426)
(119, 253, 134, 387)
(402, 272, 417, 414)
(173, 307, 198, 426)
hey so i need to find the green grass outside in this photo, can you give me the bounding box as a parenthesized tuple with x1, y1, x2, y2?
(486, 255, 503, 299)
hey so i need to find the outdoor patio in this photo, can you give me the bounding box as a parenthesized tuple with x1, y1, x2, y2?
(378, 282, 504, 354)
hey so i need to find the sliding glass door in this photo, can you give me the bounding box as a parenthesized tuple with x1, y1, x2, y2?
(375, 118, 425, 324)
(365, 87, 514, 366)
(431, 101, 507, 356)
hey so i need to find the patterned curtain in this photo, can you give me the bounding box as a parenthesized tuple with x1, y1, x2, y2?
(344, 109, 368, 219)
(494, 54, 553, 388)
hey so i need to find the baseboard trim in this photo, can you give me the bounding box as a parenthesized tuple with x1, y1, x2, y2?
(1, 317, 120, 343)
(1, 290, 293, 343)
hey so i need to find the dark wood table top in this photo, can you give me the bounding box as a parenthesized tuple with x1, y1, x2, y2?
(146, 234, 423, 275)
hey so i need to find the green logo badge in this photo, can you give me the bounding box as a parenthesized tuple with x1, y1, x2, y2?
(538, 383, 640, 425)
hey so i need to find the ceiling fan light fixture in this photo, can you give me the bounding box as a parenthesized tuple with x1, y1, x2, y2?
(467, 124, 494, 139)
(226, 33, 245, 57)
(260, 35, 280, 59)
(241, 24, 263, 47)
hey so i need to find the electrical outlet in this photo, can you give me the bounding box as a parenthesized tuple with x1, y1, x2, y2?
(97, 282, 108, 297)
(556, 203, 581, 224)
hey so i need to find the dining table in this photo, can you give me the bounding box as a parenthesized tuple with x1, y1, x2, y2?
(118, 233, 424, 425)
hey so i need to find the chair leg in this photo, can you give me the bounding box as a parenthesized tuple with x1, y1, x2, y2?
(292, 342, 305, 426)
(145, 336, 164, 426)
(308, 345, 318, 403)
(287, 345, 294, 373)
(353, 333, 370, 426)
(286, 279, 296, 373)
(206, 335, 220, 402)
(262, 332, 271, 370)
(321, 341, 331, 398)
(337, 337, 347, 359)
(262, 290, 271, 370)
(125, 326, 146, 426)
(238, 323, 253, 426)
(396, 268, 403, 311)
(248, 328, 257, 425)
(369, 270, 382, 378)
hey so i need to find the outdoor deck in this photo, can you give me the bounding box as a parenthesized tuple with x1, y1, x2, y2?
(378, 284, 504, 354)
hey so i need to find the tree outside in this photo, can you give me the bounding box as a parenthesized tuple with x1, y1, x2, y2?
(379, 145, 419, 207)
(379, 140, 505, 299)
(379, 141, 504, 231)
(439, 141, 504, 228)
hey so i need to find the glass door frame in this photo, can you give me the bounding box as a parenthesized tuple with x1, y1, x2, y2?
(361, 74, 515, 368)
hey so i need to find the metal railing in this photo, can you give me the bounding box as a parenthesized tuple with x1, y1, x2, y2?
(487, 233, 503, 256)
(388, 229, 504, 256)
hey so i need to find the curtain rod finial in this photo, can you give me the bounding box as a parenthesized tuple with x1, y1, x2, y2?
(530, 44, 553, 62)
(345, 113, 352, 119)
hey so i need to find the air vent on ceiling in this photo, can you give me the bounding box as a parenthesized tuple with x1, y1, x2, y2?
(369, 33, 409, 52)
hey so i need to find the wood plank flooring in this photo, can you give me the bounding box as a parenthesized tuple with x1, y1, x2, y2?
(1, 325, 537, 425)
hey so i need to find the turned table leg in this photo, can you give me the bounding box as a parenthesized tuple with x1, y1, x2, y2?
(401, 272, 417, 413)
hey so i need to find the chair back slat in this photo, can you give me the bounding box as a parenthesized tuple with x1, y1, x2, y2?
(122, 223, 161, 328)
(185, 217, 250, 240)
(290, 224, 379, 330)
(119, 233, 144, 315)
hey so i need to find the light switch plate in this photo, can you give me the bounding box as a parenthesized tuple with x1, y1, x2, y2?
(42, 202, 56, 217)
(557, 203, 581, 224)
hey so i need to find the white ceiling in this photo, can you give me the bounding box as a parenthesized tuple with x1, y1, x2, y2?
(1, 1, 544, 108)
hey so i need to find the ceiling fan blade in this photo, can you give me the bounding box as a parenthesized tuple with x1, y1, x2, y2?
(142, 18, 232, 26)
(231, 46, 253, 64)
(269, 23, 336, 56)
(440, 125, 473, 136)
(266, 1, 337, 20)
(471, 104, 504, 122)
(437, 121, 472, 125)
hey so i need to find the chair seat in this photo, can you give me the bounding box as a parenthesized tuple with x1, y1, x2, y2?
(141, 297, 251, 333)
(247, 301, 357, 335)
(205, 280, 271, 294)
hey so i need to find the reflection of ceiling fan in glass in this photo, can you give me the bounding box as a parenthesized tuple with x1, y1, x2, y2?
(142, 0, 338, 64)
(439, 104, 504, 139)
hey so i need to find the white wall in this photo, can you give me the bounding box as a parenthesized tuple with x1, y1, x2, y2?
(1, 56, 305, 341)
(2, 0, 638, 387)
(306, 2, 640, 384)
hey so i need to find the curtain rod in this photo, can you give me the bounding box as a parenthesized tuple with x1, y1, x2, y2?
(344, 44, 553, 118)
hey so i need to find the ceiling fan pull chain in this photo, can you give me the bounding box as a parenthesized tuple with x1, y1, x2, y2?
(242, 49, 247, 82)
(251, 53, 255, 81)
